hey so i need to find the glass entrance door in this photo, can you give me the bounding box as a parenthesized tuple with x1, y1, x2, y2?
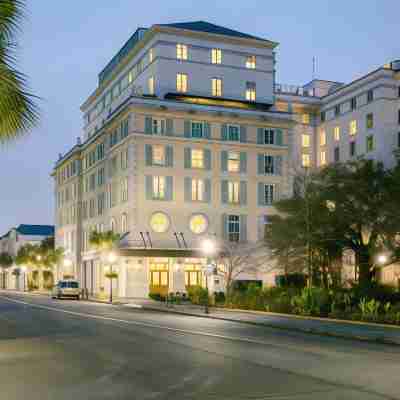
(149, 260, 169, 296)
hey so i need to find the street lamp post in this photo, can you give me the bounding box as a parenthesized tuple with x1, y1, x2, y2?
(201, 239, 216, 314)
(107, 252, 117, 304)
(21, 266, 27, 292)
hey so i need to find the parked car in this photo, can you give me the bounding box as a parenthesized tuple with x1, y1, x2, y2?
(52, 280, 81, 300)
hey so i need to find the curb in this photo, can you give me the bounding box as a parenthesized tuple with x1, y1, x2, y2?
(133, 304, 400, 346)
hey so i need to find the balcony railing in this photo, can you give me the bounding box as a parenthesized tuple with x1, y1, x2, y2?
(274, 84, 317, 97)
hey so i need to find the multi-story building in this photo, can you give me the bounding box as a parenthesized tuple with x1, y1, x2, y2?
(53, 20, 400, 296)
(0, 224, 55, 289)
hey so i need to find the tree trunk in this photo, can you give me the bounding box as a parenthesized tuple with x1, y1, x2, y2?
(357, 246, 372, 287)
(38, 268, 44, 290)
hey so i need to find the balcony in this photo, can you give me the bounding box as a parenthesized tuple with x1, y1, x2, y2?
(274, 84, 317, 97)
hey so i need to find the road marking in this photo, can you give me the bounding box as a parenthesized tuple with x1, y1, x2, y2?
(0, 295, 274, 347)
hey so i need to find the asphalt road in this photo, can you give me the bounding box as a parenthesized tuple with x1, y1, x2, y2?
(0, 292, 399, 400)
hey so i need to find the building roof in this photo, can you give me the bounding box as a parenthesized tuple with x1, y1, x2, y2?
(157, 20, 271, 43)
(15, 224, 54, 237)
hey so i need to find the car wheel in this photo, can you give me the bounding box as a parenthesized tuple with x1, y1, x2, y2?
(76, 295, 80, 300)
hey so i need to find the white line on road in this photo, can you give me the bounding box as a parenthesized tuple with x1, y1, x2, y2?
(0, 295, 274, 347)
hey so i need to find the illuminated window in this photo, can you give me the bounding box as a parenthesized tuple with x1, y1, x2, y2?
(228, 151, 240, 172)
(350, 120, 357, 135)
(148, 76, 155, 95)
(121, 213, 128, 233)
(176, 73, 188, 93)
(176, 43, 188, 60)
(320, 151, 327, 166)
(227, 215, 240, 242)
(334, 126, 340, 141)
(228, 181, 240, 204)
(302, 154, 310, 168)
(191, 179, 205, 201)
(366, 113, 373, 129)
(189, 214, 208, 234)
(246, 55, 256, 69)
(302, 134, 310, 148)
(153, 176, 166, 199)
(150, 212, 170, 233)
(191, 149, 204, 168)
(302, 114, 310, 124)
(152, 145, 165, 166)
(211, 48, 222, 64)
(245, 81, 256, 101)
(212, 78, 222, 97)
(149, 48, 154, 63)
(320, 130, 326, 146)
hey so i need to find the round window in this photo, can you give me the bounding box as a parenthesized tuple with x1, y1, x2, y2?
(189, 214, 208, 234)
(150, 212, 170, 233)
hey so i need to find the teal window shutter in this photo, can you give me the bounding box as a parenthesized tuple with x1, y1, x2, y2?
(145, 144, 153, 166)
(166, 119, 173, 136)
(275, 155, 283, 175)
(184, 148, 191, 168)
(221, 124, 228, 140)
(221, 151, 228, 172)
(239, 215, 247, 242)
(145, 175, 153, 200)
(257, 128, 264, 144)
(184, 177, 192, 202)
(239, 181, 247, 205)
(145, 116, 152, 134)
(204, 122, 211, 139)
(221, 213, 228, 240)
(240, 125, 247, 143)
(258, 182, 265, 206)
(165, 176, 173, 200)
(204, 149, 212, 170)
(184, 120, 191, 138)
(165, 145, 173, 167)
(221, 180, 228, 204)
(239, 152, 247, 173)
(276, 129, 283, 146)
(204, 179, 211, 203)
(257, 154, 265, 174)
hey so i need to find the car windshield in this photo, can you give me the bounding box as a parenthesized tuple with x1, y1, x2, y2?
(60, 282, 78, 288)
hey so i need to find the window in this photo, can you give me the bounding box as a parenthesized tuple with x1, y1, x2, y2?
(211, 48, 222, 64)
(350, 141, 356, 157)
(176, 73, 188, 92)
(320, 111, 326, 122)
(212, 78, 222, 97)
(302, 113, 310, 124)
(153, 176, 166, 199)
(97, 167, 105, 186)
(367, 89, 374, 103)
(150, 212, 170, 233)
(97, 193, 105, 216)
(246, 55, 256, 69)
(191, 179, 205, 201)
(152, 145, 166, 166)
(350, 97, 357, 111)
(334, 126, 340, 141)
(148, 76, 155, 95)
(264, 155, 274, 174)
(149, 48, 154, 63)
(96, 143, 104, 160)
(320, 130, 326, 146)
(350, 120, 357, 135)
(228, 125, 240, 141)
(191, 149, 204, 168)
(320, 151, 327, 166)
(227, 215, 240, 242)
(120, 178, 128, 202)
(90, 173, 96, 191)
(366, 135, 374, 152)
(245, 82, 256, 101)
(152, 118, 165, 135)
(264, 184, 274, 205)
(228, 151, 240, 172)
(176, 43, 188, 60)
(302, 134, 310, 148)
(334, 147, 340, 162)
(228, 182, 240, 204)
(366, 113, 373, 129)
(264, 129, 275, 145)
(89, 198, 95, 218)
(191, 121, 203, 138)
(302, 154, 310, 168)
(334, 104, 340, 116)
(189, 214, 208, 234)
(121, 148, 128, 170)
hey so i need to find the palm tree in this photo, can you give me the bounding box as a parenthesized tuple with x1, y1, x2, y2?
(0, 251, 13, 288)
(0, 0, 38, 142)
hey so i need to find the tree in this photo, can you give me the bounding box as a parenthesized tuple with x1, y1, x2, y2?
(0, 0, 38, 142)
(0, 251, 13, 288)
(89, 230, 120, 251)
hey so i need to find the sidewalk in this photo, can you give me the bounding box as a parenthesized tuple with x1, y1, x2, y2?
(125, 298, 400, 346)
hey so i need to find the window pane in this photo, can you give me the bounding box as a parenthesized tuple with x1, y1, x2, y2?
(228, 151, 240, 172)
(191, 149, 204, 168)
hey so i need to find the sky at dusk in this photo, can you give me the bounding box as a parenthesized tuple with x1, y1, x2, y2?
(0, 0, 399, 234)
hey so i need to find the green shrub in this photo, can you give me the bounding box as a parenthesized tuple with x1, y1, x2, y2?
(358, 297, 381, 321)
(187, 286, 209, 305)
(291, 287, 331, 316)
(149, 293, 163, 302)
(214, 291, 225, 304)
(275, 273, 307, 289)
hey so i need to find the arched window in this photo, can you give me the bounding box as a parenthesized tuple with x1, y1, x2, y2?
(110, 217, 117, 233)
(121, 213, 128, 234)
